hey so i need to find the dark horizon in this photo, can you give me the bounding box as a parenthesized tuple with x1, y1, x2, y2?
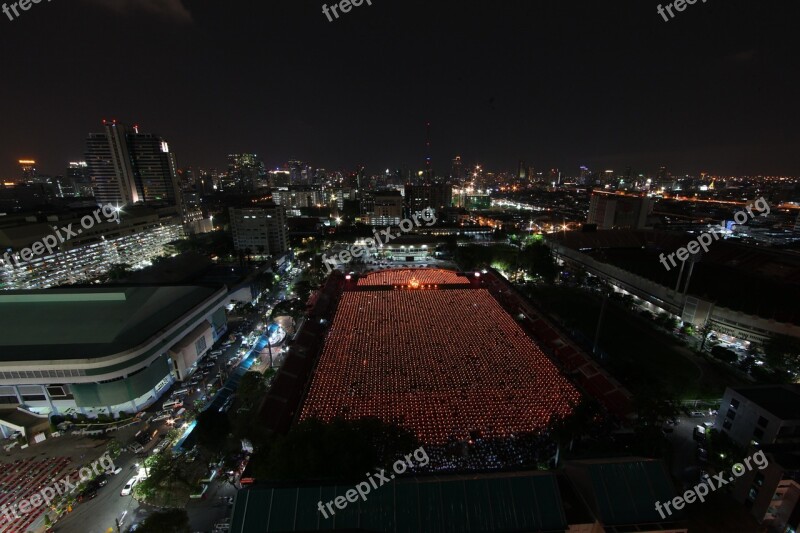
(1, 0, 798, 178)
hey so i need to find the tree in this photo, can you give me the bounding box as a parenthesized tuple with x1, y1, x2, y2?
(107, 263, 132, 281)
(107, 438, 122, 459)
(135, 509, 190, 533)
(764, 335, 800, 374)
(519, 243, 558, 283)
(194, 409, 231, 453)
(237, 372, 267, 407)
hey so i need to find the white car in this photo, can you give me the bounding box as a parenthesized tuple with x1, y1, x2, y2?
(120, 476, 139, 496)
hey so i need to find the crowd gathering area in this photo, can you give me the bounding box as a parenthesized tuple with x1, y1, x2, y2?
(301, 269, 582, 454)
(0, 456, 72, 533)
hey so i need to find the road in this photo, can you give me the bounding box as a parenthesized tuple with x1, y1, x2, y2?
(52, 263, 304, 533)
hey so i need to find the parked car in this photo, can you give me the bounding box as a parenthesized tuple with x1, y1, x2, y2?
(693, 425, 708, 443)
(120, 477, 139, 496)
(696, 447, 709, 462)
(128, 442, 145, 454)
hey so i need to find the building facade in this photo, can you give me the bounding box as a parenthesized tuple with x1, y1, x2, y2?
(85, 121, 181, 209)
(230, 203, 289, 256)
(0, 285, 228, 431)
(0, 208, 185, 290)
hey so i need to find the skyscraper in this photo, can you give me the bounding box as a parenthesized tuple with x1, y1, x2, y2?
(228, 153, 266, 192)
(18, 160, 37, 184)
(85, 121, 181, 208)
(451, 156, 463, 182)
(518, 160, 527, 182)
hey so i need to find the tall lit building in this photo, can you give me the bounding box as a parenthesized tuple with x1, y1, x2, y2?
(404, 183, 451, 219)
(518, 160, 528, 182)
(85, 121, 181, 208)
(18, 160, 37, 184)
(451, 156, 463, 182)
(67, 161, 93, 197)
(228, 154, 266, 192)
(229, 203, 288, 256)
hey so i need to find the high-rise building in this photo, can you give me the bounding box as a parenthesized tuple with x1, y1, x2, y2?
(67, 161, 93, 197)
(363, 190, 403, 226)
(451, 156, 463, 182)
(229, 203, 288, 257)
(129, 133, 181, 205)
(404, 183, 451, 219)
(85, 121, 181, 209)
(518, 160, 527, 182)
(228, 154, 266, 192)
(18, 160, 37, 184)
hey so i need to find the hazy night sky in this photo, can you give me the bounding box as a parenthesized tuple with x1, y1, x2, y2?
(0, 0, 798, 178)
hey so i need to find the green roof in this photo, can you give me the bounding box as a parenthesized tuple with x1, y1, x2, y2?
(586, 460, 681, 526)
(231, 472, 568, 533)
(0, 285, 224, 361)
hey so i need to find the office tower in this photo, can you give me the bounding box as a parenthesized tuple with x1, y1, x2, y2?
(424, 122, 433, 182)
(404, 183, 451, 218)
(451, 156, 463, 182)
(518, 160, 527, 182)
(67, 161, 93, 197)
(129, 133, 181, 205)
(229, 203, 289, 256)
(228, 154, 266, 192)
(85, 121, 181, 209)
(18, 160, 36, 184)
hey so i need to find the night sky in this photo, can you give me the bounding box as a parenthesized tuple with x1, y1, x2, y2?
(0, 0, 798, 178)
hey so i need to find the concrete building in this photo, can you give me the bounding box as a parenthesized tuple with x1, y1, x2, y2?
(364, 190, 403, 226)
(85, 121, 181, 209)
(230, 203, 288, 256)
(716, 385, 800, 448)
(404, 183, 452, 219)
(0, 207, 185, 290)
(271, 188, 325, 210)
(0, 285, 228, 435)
(719, 385, 800, 530)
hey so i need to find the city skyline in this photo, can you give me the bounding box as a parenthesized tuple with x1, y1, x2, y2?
(1, 0, 798, 177)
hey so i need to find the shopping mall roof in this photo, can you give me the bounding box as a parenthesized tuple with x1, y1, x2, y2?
(230, 471, 569, 533)
(0, 285, 225, 362)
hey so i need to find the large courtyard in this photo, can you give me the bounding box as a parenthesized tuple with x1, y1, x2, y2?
(299, 269, 582, 444)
